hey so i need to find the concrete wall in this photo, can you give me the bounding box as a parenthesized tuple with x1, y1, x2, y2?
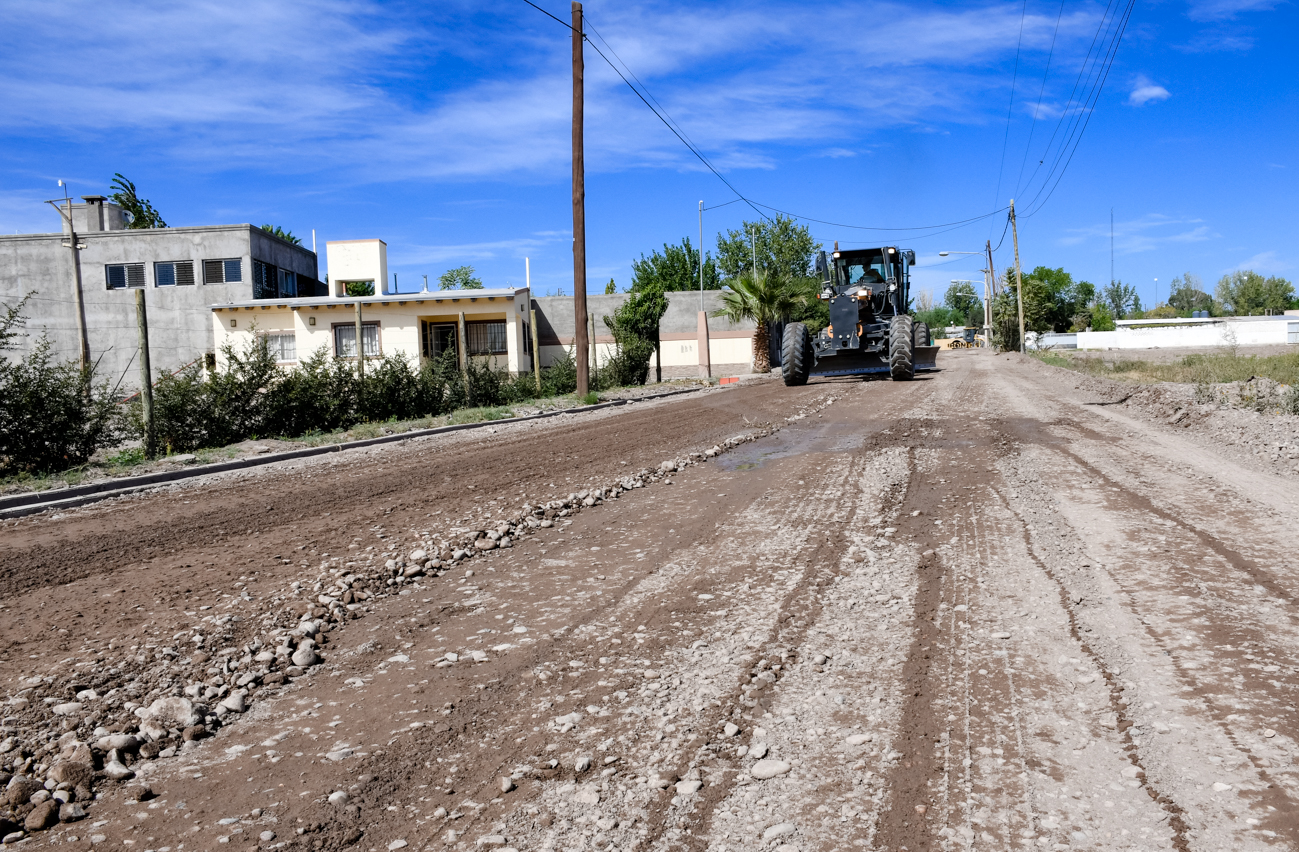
(0, 224, 319, 389)
(531, 290, 757, 375)
(1077, 317, 1297, 350)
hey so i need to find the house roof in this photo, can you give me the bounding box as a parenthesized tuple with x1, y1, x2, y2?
(210, 287, 529, 311)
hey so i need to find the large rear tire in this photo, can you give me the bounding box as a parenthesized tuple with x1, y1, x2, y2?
(889, 315, 915, 381)
(913, 321, 931, 348)
(781, 322, 811, 386)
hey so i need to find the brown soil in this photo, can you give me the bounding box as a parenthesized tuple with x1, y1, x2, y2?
(4, 351, 1299, 852)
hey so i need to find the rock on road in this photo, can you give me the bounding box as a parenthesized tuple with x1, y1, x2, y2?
(3, 350, 1299, 852)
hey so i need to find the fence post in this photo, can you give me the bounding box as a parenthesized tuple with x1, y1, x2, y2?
(135, 289, 155, 458)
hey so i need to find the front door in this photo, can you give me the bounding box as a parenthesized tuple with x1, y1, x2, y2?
(421, 322, 458, 360)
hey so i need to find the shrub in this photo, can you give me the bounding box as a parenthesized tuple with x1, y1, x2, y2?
(0, 338, 121, 474)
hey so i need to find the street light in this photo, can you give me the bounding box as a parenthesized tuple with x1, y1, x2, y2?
(939, 251, 994, 348)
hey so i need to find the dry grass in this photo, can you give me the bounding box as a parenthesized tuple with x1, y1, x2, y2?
(1035, 350, 1299, 387)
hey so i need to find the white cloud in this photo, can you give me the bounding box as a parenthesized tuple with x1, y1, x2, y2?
(1127, 76, 1171, 106)
(1062, 214, 1215, 254)
(1186, 0, 1279, 22)
(0, 0, 1112, 186)
(1225, 250, 1290, 275)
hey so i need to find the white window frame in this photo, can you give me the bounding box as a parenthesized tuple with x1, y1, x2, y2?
(106, 263, 145, 289)
(333, 322, 380, 359)
(260, 332, 297, 363)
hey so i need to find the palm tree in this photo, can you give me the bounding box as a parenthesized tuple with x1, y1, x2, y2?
(712, 269, 808, 374)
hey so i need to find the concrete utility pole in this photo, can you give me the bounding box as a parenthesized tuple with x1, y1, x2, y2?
(457, 311, 468, 386)
(527, 257, 540, 392)
(697, 200, 710, 378)
(1009, 200, 1026, 354)
(135, 289, 155, 458)
(750, 228, 758, 275)
(571, 1, 589, 396)
(48, 186, 90, 370)
(698, 200, 705, 311)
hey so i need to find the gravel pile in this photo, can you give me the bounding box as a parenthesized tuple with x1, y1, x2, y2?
(0, 406, 816, 841)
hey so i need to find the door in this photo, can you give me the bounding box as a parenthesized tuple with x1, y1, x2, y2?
(421, 321, 458, 360)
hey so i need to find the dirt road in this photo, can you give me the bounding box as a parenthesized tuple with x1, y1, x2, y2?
(4, 350, 1299, 851)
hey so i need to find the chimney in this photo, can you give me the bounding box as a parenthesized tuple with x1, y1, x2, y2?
(80, 196, 106, 232)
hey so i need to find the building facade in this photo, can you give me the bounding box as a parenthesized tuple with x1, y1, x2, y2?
(0, 197, 322, 387)
(213, 289, 757, 378)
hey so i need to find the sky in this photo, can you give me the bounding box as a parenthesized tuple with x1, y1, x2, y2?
(1, 0, 1295, 309)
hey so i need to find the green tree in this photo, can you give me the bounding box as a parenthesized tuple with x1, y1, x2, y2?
(439, 266, 484, 290)
(1089, 302, 1116, 331)
(715, 215, 819, 281)
(260, 224, 301, 245)
(712, 269, 808, 374)
(109, 173, 166, 229)
(604, 279, 617, 295)
(1215, 270, 1294, 315)
(604, 282, 667, 384)
(345, 281, 375, 297)
(944, 282, 983, 326)
(1167, 272, 1214, 315)
(631, 238, 720, 293)
(1103, 281, 1139, 320)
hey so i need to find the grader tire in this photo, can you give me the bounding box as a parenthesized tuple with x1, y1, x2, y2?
(913, 321, 931, 348)
(781, 322, 811, 386)
(889, 315, 915, 381)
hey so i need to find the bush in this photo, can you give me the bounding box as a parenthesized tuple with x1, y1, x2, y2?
(0, 338, 121, 475)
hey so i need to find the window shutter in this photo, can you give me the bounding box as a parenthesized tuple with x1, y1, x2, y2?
(126, 264, 146, 288)
(204, 260, 224, 284)
(176, 261, 195, 286)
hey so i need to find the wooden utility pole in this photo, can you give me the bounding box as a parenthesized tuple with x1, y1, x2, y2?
(530, 307, 541, 392)
(457, 311, 469, 386)
(1009, 200, 1026, 354)
(589, 312, 597, 381)
(572, 1, 589, 396)
(135, 289, 155, 458)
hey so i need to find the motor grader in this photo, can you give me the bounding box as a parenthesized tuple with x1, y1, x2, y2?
(781, 245, 940, 385)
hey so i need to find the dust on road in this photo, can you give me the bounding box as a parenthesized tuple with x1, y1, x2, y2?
(3, 351, 1298, 851)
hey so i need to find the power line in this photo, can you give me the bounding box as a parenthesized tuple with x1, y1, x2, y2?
(520, 1, 1011, 238)
(1013, 0, 1066, 197)
(1022, 0, 1136, 216)
(990, 0, 1030, 220)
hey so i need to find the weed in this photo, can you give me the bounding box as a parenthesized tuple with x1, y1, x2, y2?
(108, 447, 147, 467)
(579, 391, 600, 405)
(448, 406, 513, 425)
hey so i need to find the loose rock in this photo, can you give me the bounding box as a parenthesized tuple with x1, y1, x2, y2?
(751, 759, 792, 780)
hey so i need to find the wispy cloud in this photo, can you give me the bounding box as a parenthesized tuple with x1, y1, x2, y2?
(1225, 250, 1291, 275)
(1127, 75, 1171, 106)
(1186, 0, 1280, 22)
(0, 0, 1109, 187)
(1061, 214, 1216, 253)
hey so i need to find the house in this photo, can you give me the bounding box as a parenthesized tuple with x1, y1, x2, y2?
(1076, 315, 1299, 350)
(0, 196, 322, 386)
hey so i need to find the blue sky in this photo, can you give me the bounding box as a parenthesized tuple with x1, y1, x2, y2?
(1, 0, 1294, 308)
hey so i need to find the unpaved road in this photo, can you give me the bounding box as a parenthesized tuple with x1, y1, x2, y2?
(4, 350, 1299, 852)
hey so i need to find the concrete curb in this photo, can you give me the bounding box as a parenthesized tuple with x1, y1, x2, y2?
(0, 385, 719, 520)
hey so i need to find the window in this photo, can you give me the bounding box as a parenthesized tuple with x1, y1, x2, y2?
(334, 322, 380, 358)
(278, 268, 297, 298)
(204, 258, 242, 284)
(261, 332, 297, 362)
(522, 321, 531, 355)
(106, 263, 145, 289)
(154, 261, 195, 287)
(253, 261, 275, 299)
(466, 320, 507, 355)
